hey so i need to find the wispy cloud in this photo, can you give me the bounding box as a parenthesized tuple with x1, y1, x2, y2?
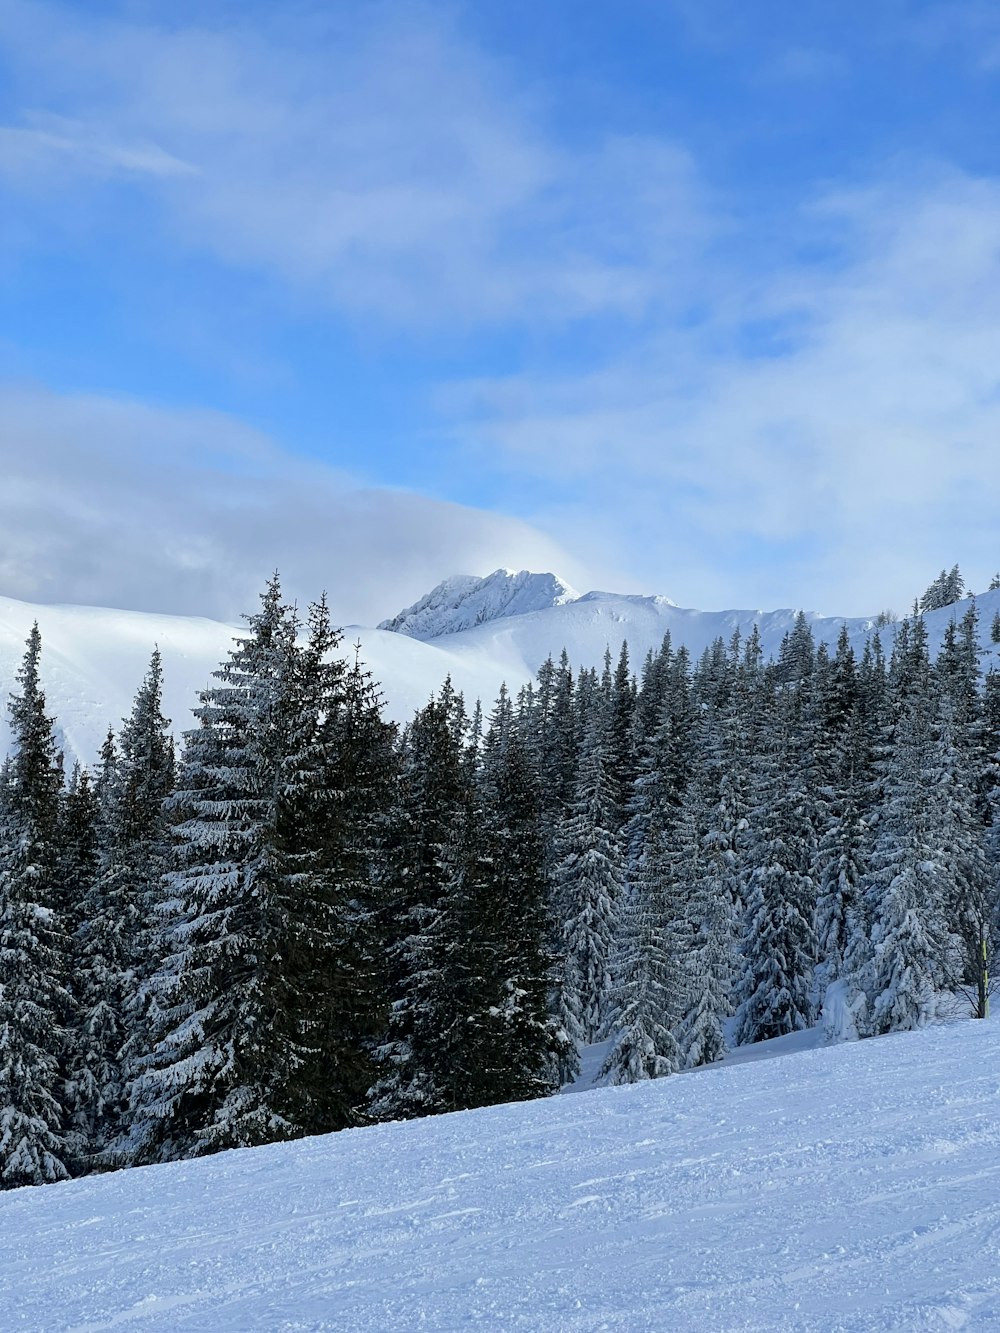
(0, 113, 197, 183)
(0, 2, 708, 326)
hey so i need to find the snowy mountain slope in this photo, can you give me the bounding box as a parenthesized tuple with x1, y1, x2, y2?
(0, 595, 512, 765)
(0, 595, 239, 769)
(379, 569, 1000, 681)
(4, 1016, 1000, 1331)
(378, 567, 580, 638)
(3, 575, 1000, 764)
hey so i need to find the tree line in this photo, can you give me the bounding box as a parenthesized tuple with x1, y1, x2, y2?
(1, 576, 997, 1188)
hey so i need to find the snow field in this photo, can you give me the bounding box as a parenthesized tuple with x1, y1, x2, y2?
(4, 573, 1000, 765)
(3, 1016, 1000, 1331)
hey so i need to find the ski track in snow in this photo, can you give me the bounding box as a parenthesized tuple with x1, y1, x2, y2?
(4, 1018, 1000, 1331)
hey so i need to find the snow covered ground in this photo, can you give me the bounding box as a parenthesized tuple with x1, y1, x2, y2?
(4, 1016, 1000, 1331)
(3, 570, 1000, 763)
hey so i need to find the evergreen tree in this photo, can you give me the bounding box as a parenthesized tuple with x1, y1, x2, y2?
(0, 626, 71, 1186)
(287, 625, 397, 1132)
(94, 650, 175, 1165)
(927, 695, 992, 987)
(734, 689, 816, 1046)
(59, 763, 104, 1170)
(551, 719, 623, 1065)
(371, 682, 469, 1119)
(678, 700, 747, 1065)
(605, 641, 637, 830)
(126, 580, 395, 1162)
(600, 812, 682, 1083)
(813, 629, 871, 1004)
(674, 766, 728, 1069)
(430, 694, 565, 1110)
(920, 565, 965, 613)
(814, 712, 869, 986)
(856, 625, 943, 1034)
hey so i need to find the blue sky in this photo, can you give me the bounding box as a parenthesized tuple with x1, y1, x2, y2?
(3, 0, 1000, 622)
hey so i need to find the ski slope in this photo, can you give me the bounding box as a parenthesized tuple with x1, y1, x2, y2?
(3, 571, 1000, 763)
(3, 1017, 1000, 1331)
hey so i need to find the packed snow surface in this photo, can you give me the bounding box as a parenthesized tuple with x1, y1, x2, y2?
(4, 1017, 1000, 1330)
(4, 572, 1000, 763)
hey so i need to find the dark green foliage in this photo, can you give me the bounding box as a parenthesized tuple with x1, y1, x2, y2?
(125, 582, 396, 1164)
(0, 627, 71, 1186)
(5, 577, 1000, 1186)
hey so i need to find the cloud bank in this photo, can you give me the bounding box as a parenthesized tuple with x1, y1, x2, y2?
(0, 384, 587, 625)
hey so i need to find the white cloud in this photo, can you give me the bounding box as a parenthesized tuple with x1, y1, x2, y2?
(3, 3, 1000, 623)
(441, 170, 1000, 616)
(0, 2, 707, 326)
(0, 383, 590, 624)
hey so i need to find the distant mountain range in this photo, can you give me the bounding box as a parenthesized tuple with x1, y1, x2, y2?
(2, 570, 997, 763)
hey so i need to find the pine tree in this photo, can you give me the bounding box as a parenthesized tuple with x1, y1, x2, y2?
(0, 626, 72, 1186)
(813, 629, 872, 1004)
(284, 622, 397, 1133)
(430, 694, 565, 1110)
(371, 682, 469, 1119)
(59, 763, 104, 1170)
(673, 772, 728, 1069)
(927, 695, 992, 988)
(92, 650, 175, 1166)
(125, 581, 301, 1162)
(600, 812, 682, 1084)
(920, 566, 965, 613)
(814, 713, 869, 985)
(125, 580, 394, 1160)
(678, 702, 746, 1066)
(858, 625, 943, 1034)
(551, 719, 623, 1066)
(605, 641, 636, 830)
(734, 688, 816, 1046)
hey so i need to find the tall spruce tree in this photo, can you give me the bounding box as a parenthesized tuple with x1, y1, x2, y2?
(284, 619, 397, 1133)
(551, 717, 623, 1066)
(677, 706, 743, 1066)
(125, 580, 394, 1162)
(429, 692, 565, 1110)
(371, 682, 469, 1119)
(600, 810, 682, 1084)
(90, 650, 175, 1166)
(855, 619, 942, 1034)
(734, 687, 817, 1046)
(0, 626, 72, 1186)
(59, 763, 105, 1170)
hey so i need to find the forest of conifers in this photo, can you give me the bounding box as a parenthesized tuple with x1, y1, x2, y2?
(0, 572, 996, 1188)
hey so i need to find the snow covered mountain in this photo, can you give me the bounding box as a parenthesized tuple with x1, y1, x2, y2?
(3, 1014, 999, 1330)
(2, 571, 999, 764)
(378, 568, 581, 638)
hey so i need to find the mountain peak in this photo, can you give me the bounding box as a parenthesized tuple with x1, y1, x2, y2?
(378, 568, 579, 640)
